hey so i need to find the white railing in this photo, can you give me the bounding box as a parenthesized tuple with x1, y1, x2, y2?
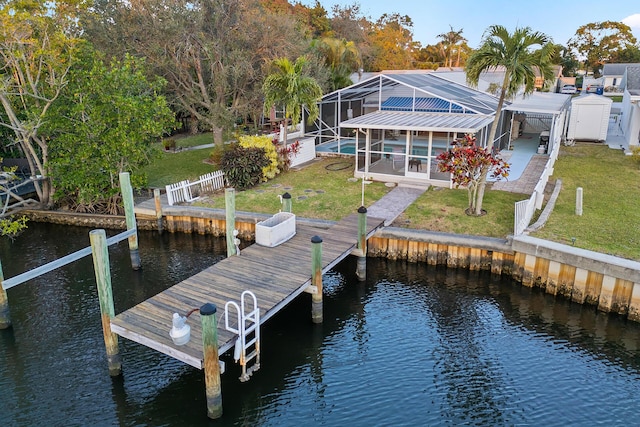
(165, 171, 226, 206)
(513, 133, 561, 235)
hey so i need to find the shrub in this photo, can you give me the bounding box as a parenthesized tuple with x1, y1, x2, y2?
(162, 139, 176, 151)
(277, 140, 301, 172)
(209, 142, 233, 165)
(220, 144, 270, 189)
(239, 135, 279, 180)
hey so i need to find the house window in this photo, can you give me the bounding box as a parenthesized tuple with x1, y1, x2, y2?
(613, 78, 617, 86)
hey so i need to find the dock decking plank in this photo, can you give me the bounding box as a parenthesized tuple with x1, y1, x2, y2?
(111, 215, 385, 370)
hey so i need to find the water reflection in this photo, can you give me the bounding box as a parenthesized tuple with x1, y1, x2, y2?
(1, 225, 639, 426)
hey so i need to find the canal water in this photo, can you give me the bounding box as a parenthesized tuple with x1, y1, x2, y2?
(1, 223, 639, 426)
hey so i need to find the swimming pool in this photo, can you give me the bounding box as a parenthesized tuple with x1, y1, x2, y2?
(316, 138, 449, 157)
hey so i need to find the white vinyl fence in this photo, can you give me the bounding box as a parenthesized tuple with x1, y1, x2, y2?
(513, 135, 560, 235)
(165, 170, 226, 206)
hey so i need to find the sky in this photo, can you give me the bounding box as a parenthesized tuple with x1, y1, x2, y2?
(303, 0, 640, 49)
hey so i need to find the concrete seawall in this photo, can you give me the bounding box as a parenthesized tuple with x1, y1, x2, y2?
(23, 208, 640, 323)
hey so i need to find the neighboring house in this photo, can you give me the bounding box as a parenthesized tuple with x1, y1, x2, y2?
(537, 65, 563, 91)
(619, 65, 640, 148)
(602, 63, 639, 93)
(308, 71, 570, 187)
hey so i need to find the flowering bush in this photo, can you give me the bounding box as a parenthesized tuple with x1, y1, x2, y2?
(239, 135, 279, 180)
(437, 134, 509, 215)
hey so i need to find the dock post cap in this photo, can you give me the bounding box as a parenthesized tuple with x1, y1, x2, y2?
(282, 192, 291, 199)
(357, 206, 367, 213)
(200, 303, 218, 316)
(311, 235, 323, 244)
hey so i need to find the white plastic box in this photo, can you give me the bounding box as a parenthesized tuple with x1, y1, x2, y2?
(255, 212, 296, 247)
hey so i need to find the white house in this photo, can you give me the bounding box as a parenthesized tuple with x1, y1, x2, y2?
(308, 71, 570, 187)
(602, 63, 638, 93)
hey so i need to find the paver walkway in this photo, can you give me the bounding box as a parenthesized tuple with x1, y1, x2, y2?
(366, 186, 427, 226)
(491, 155, 548, 195)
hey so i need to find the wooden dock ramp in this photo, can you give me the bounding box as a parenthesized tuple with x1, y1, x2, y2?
(110, 213, 385, 369)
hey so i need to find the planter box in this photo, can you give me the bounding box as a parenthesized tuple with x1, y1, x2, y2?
(255, 212, 296, 247)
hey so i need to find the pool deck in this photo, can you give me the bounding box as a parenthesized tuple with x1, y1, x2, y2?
(491, 134, 546, 195)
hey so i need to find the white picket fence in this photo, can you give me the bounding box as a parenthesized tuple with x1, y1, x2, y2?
(165, 170, 226, 206)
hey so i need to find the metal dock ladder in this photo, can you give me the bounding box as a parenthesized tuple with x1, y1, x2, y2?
(224, 290, 260, 382)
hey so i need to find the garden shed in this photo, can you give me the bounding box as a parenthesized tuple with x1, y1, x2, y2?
(566, 95, 612, 143)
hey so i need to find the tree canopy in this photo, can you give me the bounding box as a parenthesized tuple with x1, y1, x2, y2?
(0, 0, 80, 207)
(44, 48, 176, 214)
(568, 21, 638, 76)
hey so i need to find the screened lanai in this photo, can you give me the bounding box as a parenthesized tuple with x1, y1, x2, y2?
(309, 72, 501, 186)
(339, 110, 494, 186)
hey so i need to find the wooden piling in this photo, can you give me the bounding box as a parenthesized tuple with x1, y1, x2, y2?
(225, 188, 236, 257)
(311, 235, 323, 323)
(356, 206, 367, 281)
(119, 172, 141, 270)
(281, 192, 292, 213)
(89, 229, 121, 376)
(200, 303, 223, 419)
(0, 261, 11, 329)
(153, 188, 163, 234)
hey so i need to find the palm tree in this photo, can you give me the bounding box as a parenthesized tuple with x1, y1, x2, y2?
(262, 56, 323, 147)
(437, 26, 466, 68)
(313, 37, 362, 91)
(465, 25, 555, 215)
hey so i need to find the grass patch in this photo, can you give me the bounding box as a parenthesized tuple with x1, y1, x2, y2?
(166, 133, 214, 148)
(531, 145, 640, 260)
(144, 147, 218, 188)
(193, 157, 392, 221)
(397, 186, 527, 238)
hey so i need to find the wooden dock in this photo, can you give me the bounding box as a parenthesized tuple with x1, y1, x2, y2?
(110, 214, 385, 369)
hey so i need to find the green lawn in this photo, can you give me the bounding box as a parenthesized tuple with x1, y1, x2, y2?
(193, 157, 392, 221)
(531, 145, 640, 260)
(145, 134, 640, 260)
(143, 146, 218, 188)
(396, 187, 527, 238)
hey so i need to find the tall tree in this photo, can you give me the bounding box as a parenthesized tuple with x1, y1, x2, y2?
(414, 44, 443, 69)
(312, 37, 361, 90)
(368, 13, 416, 71)
(465, 25, 555, 215)
(82, 0, 306, 143)
(610, 45, 640, 63)
(437, 26, 468, 68)
(262, 56, 322, 147)
(568, 21, 637, 76)
(0, 0, 81, 208)
(329, 4, 374, 71)
(44, 48, 176, 214)
(292, 0, 331, 38)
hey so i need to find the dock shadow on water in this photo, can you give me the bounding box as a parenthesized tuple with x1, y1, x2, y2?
(1, 223, 639, 426)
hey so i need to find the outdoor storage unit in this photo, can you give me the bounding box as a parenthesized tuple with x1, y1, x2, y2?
(566, 94, 612, 143)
